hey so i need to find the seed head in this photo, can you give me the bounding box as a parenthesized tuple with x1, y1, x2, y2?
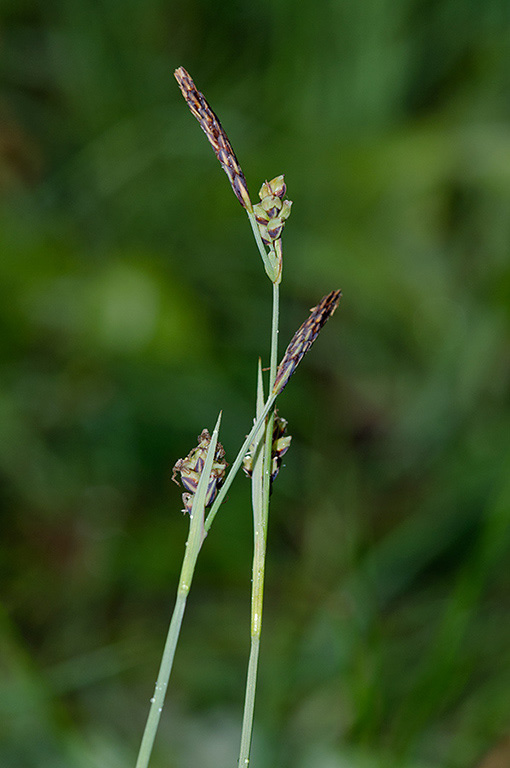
(253, 175, 292, 275)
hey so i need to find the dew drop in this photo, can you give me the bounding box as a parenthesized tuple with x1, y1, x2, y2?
(150, 697, 155, 703)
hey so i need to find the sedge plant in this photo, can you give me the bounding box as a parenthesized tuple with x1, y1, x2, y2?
(134, 67, 341, 768)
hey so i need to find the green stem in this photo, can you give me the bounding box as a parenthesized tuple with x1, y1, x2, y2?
(269, 282, 279, 383)
(263, 282, 279, 517)
(135, 532, 203, 768)
(135, 590, 187, 768)
(238, 636, 261, 767)
(237, 282, 279, 768)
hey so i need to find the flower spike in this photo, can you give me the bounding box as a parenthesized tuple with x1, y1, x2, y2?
(273, 290, 342, 395)
(174, 67, 252, 211)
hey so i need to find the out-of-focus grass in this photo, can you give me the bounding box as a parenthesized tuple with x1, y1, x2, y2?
(1, 1, 510, 766)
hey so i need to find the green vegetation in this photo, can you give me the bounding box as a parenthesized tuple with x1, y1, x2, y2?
(2, 2, 510, 767)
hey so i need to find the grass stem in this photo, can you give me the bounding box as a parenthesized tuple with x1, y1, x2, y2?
(135, 591, 187, 768)
(237, 282, 279, 767)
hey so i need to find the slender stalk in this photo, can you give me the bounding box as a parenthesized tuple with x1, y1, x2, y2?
(135, 591, 187, 768)
(263, 282, 279, 517)
(237, 282, 279, 768)
(269, 282, 279, 383)
(238, 635, 261, 767)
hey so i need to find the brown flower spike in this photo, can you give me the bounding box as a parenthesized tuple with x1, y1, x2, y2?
(273, 290, 342, 395)
(174, 67, 252, 211)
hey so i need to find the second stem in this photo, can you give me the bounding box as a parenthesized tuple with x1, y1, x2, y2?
(238, 281, 279, 767)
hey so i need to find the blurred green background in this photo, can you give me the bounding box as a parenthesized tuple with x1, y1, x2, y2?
(2, 1, 510, 766)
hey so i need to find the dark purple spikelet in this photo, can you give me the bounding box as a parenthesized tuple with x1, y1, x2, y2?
(174, 67, 252, 211)
(172, 429, 228, 514)
(273, 290, 342, 395)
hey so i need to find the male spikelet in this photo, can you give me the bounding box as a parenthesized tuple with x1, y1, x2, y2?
(273, 290, 342, 395)
(174, 67, 252, 211)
